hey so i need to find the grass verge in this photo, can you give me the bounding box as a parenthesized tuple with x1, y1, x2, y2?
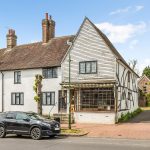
(118, 108, 142, 123)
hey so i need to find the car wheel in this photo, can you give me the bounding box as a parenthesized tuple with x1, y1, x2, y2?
(0, 126, 6, 138)
(30, 127, 41, 140)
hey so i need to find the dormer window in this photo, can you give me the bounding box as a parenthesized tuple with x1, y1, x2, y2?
(14, 71, 21, 84)
(79, 61, 97, 74)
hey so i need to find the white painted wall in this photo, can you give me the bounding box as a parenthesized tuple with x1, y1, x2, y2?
(74, 112, 116, 124)
(116, 61, 139, 118)
(0, 67, 61, 115)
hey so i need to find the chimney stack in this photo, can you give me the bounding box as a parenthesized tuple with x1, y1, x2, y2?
(6, 29, 17, 49)
(42, 13, 55, 43)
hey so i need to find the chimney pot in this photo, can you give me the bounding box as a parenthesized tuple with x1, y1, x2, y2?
(45, 13, 48, 20)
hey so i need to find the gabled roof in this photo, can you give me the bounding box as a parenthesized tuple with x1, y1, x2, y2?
(85, 17, 139, 77)
(0, 35, 74, 71)
(138, 75, 150, 83)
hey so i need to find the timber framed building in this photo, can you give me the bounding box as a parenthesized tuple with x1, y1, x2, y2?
(0, 13, 139, 124)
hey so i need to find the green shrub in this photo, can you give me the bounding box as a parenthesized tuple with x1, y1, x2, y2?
(118, 108, 142, 123)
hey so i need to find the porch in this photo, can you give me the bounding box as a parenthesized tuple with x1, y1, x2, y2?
(58, 82, 117, 124)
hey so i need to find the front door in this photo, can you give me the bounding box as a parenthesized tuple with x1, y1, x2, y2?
(58, 90, 67, 113)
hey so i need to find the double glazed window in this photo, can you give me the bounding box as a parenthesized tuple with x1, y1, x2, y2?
(11, 93, 24, 105)
(42, 68, 58, 78)
(42, 92, 55, 105)
(79, 61, 97, 74)
(14, 71, 21, 84)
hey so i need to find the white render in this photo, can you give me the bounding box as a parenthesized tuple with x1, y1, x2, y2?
(74, 112, 116, 124)
(0, 67, 62, 115)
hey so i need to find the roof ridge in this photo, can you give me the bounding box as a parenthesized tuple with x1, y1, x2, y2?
(0, 35, 75, 51)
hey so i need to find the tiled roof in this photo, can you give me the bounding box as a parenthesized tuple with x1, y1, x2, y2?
(0, 35, 74, 71)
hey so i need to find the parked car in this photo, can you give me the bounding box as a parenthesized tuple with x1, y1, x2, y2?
(0, 111, 60, 140)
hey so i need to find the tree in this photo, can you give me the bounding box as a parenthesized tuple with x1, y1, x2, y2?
(128, 59, 139, 74)
(33, 74, 43, 115)
(142, 66, 150, 79)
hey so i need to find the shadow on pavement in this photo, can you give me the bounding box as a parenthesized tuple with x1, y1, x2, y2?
(128, 110, 150, 123)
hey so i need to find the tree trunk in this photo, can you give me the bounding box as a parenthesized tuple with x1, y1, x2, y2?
(37, 94, 42, 115)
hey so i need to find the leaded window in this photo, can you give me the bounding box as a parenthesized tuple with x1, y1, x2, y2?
(42, 92, 55, 105)
(11, 93, 24, 105)
(14, 71, 21, 84)
(79, 61, 97, 74)
(42, 68, 58, 78)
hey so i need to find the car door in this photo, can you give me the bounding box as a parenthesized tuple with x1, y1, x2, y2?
(5, 112, 16, 132)
(15, 113, 31, 134)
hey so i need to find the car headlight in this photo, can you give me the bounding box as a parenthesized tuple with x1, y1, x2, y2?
(42, 122, 51, 128)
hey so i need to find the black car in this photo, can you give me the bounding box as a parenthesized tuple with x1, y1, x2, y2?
(0, 111, 60, 140)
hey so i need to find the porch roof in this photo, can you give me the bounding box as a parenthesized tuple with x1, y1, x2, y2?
(61, 81, 116, 88)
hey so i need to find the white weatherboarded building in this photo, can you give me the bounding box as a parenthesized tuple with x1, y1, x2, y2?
(0, 14, 139, 124)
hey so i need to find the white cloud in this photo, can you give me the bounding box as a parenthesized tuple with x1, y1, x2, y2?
(135, 5, 144, 11)
(138, 59, 150, 75)
(96, 22, 146, 44)
(129, 40, 138, 49)
(110, 5, 144, 15)
(109, 6, 131, 15)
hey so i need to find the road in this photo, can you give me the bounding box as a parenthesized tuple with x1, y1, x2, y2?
(0, 136, 150, 150)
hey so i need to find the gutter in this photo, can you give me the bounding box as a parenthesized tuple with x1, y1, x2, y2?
(0, 71, 4, 112)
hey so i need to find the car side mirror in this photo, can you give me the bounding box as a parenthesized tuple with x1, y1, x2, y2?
(23, 118, 30, 122)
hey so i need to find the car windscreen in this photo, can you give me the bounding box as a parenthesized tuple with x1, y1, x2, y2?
(27, 113, 46, 120)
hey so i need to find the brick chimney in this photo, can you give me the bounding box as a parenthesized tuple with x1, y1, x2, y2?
(6, 29, 17, 48)
(42, 13, 55, 43)
(49, 15, 55, 39)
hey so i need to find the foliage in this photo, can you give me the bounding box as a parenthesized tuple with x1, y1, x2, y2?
(142, 66, 150, 79)
(33, 74, 43, 102)
(118, 108, 142, 122)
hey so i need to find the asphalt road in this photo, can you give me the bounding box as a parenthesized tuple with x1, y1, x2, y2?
(0, 136, 150, 150)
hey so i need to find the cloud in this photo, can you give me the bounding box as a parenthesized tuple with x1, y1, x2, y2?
(138, 59, 150, 75)
(135, 5, 144, 11)
(96, 22, 146, 44)
(109, 6, 131, 15)
(110, 5, 144, 15)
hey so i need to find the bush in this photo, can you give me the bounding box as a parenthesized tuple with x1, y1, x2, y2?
(118, 108, 142, 123)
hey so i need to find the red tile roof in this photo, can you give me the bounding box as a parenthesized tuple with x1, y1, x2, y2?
(0, 35, 74, 71)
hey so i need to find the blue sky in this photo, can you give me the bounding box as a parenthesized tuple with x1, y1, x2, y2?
(0, 0, 149, 74)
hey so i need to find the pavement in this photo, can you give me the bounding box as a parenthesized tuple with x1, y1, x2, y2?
(62, 109, 150, 139)
(0, 136, 150, 150)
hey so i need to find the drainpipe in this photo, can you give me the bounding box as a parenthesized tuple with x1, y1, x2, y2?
(1, 71, 4, 112)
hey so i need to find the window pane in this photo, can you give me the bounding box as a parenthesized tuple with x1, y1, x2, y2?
(47, 69, 52, 78)
(12, 94, 15, 105)
(16, 96, 20, 105)
(42, 93, 46, 105)
(86, 62, 91, 73)
(47, 94, 51, 105)
(42, 69, 47, 78)
(53, 68, 57, 78)
(91, 62, 97, 73)
(80, 63, 85, 73)
(20, 93, 24, 105)
(51, 93, 55, 105)
(14, 72, 18, 83)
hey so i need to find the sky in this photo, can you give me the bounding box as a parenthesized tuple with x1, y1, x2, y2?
(0, 0, 150, 74)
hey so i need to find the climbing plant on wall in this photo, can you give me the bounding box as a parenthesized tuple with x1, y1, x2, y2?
(33, 74, 43, 115)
